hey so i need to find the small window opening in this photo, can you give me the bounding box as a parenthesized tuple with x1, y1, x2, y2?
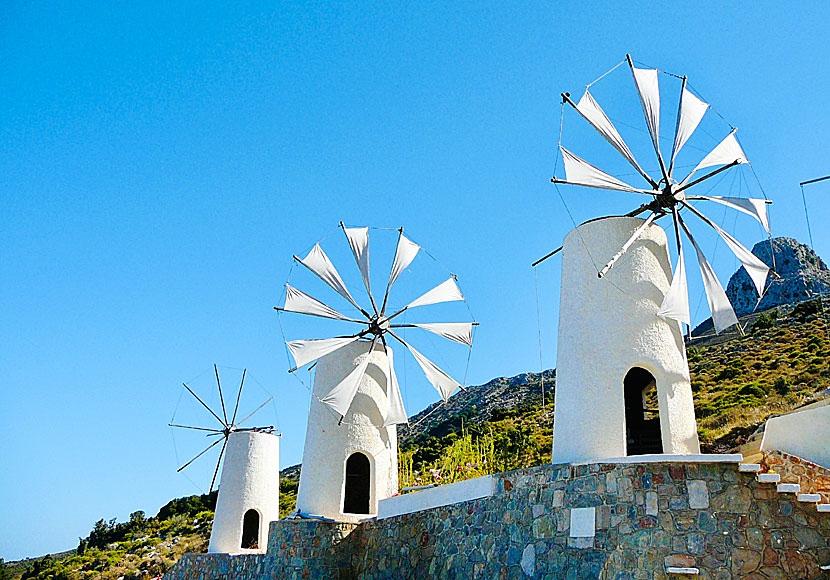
(241, 509, 259, 549)
(624, 367, 663, 455)
(343, 452, 371, 514)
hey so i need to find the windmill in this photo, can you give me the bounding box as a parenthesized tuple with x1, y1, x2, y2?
(275, 223, 476, 426)
(545, 54, 774, 334)
(169, 365, 274, 494)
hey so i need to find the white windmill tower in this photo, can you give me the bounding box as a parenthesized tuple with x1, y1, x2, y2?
(170, 366, 279, 554)
(541, 55, 773, 463)
(276, 224, 475, 521)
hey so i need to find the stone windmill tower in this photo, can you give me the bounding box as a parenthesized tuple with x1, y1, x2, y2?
(276, 224, 475, 520)
(170, 367, 280, 554)
(544, 55, 772, 463)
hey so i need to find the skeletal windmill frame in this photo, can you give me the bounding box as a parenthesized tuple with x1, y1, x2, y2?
(275, 223, 476, 426)
(170, 365, 274, 493)
(545, 54, 774, 334)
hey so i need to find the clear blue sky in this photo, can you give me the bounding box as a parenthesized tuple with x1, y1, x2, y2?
(2, 1, 829, 561)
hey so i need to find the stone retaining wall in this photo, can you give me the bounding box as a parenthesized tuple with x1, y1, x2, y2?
(761, 449, 830, 503)
(165, 460, 830, 580)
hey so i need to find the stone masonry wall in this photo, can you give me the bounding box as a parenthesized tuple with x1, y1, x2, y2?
(166, 460, 830, 580)
(761, 450, 830, 503)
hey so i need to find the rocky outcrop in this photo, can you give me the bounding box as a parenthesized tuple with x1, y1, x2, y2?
(726, 237, 830, 317)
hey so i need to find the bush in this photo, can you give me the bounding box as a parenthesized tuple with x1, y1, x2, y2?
(773, 377, 789, 395)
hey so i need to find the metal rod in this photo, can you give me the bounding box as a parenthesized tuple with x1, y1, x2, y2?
(215, 364, 228, 425)
(176, 437, 223, 472)
(182, 382, 226, 426)
(235, 396, 274, 427)
(168, 423, 224, 433)
(380, 227, 405, 316)
(230, 368, 246, 426)
(209, 438, 228, 494)
(800, 175, 830, 186)
(273, 306, 365, 324)
(598, 212, 657, 278)
(390, 322, 479, 328)
(677, 159, 740, 193)
(531, 246, 562, 267)
(626, 54, 670, 185)
(551, 177, 653, 196)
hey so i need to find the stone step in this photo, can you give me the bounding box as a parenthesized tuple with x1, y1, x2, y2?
(797, 493, 821, 503)
(818, 504, 830, 513)
(738, 463, 761, 473)
(776, 483, 801, 493)
(821, 564, 830, 571)
(665, 567, 699, 576)
(757, 473, 781, 484)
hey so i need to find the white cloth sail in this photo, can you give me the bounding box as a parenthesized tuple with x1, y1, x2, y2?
(679, 216, 739, 333)
(406, 277, 464, 309)
(319, 340, 376, 417)
(396, 337, 460, 401)
(382, 349, 408, 426)
(682, 202, 770, 298)
(657, 230, 690, 326)
(386, 233, 420, 293)
(286, 336, 360, 369)
(671, 87, 708, 169)
(631, 66, 661, 153)
(574, 91, 649, 183)
(343, 226, 371, 294)
(283, 284, 358, 321)
(297, 244, 360, 309)
(682, 131, 747, 185)
(560, 147, 645, 193)
(412, 322, 474, 347)
(688, 195, 770, 234)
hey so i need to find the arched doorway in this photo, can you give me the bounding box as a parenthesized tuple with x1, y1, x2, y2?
(241, 509, 259, 549)
(343, 452, 371, 514)
(624, 367, 663, 455)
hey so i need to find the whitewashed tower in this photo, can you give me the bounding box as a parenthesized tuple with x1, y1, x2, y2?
(551, 217, 700, 463)
(209, 430, 280, 553)
(295, 341, 398, 522)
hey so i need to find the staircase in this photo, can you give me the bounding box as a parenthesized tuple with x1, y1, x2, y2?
(738, 450, 830, 515)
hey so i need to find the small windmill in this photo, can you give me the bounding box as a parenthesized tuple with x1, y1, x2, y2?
(170, 365, 274, 493)
(545, 54, 774, 334)
(275, 223, 476, 425)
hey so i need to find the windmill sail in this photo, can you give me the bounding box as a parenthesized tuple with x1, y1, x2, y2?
(657, 224, 690, 326)
(283, 284, 359, 321)
(405, 277, 464, 309)
(319, 339, 377, 417)
(630, 65, 661, 155)
(688, 196, 770, 234)
(297, 244, 360, 310)
(343, 226, 372, 296)
(287, 336, 360, 369)
(670, 87, 708, 171)
(395, 335, 461, 401)
(412, 322, 474, 346)
(560, 147, 647, 193)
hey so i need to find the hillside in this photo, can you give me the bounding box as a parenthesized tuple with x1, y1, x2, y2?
(7, 267, 830, 580)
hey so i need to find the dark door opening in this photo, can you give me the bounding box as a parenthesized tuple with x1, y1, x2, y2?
(343, 452, 371, 514)
(241, 509, 259, 549)
(624, 367, 663, 455)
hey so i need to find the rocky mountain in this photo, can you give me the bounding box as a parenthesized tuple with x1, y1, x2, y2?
(727, 237, 830, 317)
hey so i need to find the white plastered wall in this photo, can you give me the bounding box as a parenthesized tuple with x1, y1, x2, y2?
(761, 401, 830, 469)
(551, 217, 700, 464)
(295, 340, 398, 523)
(208, 430, 280, 554)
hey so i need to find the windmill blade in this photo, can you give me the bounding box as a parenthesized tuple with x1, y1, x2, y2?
(557, 147, 653, 194)
(341, 223, 377, 314)
(389, 331, 461, 401)
(627, 55, 668, 182)
(176, 436, 224, 472)
(669, 82, 709, 176)
(565, 91, 656, 188)
(379, 335, 408, 426)
(209, 437, 229, 495)
(680, 130, 746, 186)
(286, 336, 361, 370)
(182, 382, 226, 427)
(214, 365, 228, 425)
(295, 244, 368, 316)
(678, 214, 739, 333)
(404, 322, 475, 347)
(382, 231, 421, 314)
(681, 201, 770, 298)
(279, 284, 365, 323)
(598, 212, 658, 278)
(235, 396, 275, 428)
(685, 195, 771, 234)
(169, 423, 224, 433)
(404, 277, 464, 310)
(319, 337, 378, 418)
(656, 208, 690, 326)
(230, 368, 246, 426)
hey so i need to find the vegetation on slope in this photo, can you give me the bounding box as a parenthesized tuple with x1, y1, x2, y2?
(6, 300, 828, 579)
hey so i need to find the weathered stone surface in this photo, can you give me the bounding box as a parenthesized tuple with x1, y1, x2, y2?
(687, 480, 709, 509)
(165, 461, 830, 580)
